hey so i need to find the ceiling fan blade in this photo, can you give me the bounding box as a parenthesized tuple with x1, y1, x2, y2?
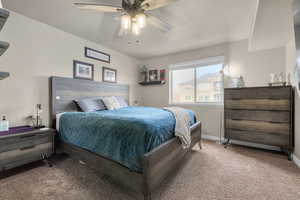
(124, 0, 135, 5)
(147, 14, 172, 32)
(74, 3, 123, 12)
(142, 0, 178, 10)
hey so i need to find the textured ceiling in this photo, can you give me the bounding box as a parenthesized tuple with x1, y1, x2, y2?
(3, 0, 257, 59)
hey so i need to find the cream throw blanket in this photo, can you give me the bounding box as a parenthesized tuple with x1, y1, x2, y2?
(164, 107, 191, 149)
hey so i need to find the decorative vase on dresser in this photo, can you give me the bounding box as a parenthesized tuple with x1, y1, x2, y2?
(224, 86, 294, 160)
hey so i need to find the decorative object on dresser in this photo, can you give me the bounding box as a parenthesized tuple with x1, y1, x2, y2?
(102, 67, 117, 83)
(85, 47, 110, 63)
(268, 72, 287, 87)
(0, 127, 55, 173)
(73, 60, 94, 80)
(28, 104, 45, 129)
(226, 75, 244, 88)
(224, 86, 294, 160)
(0, 115, 9, 131)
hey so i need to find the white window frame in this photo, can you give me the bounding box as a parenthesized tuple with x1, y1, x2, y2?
(169, 56, 225, 105)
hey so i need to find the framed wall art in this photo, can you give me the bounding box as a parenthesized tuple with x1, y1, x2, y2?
(102, 67, 117, 83)
(85, 47, 110, 63)
(73, 60, 94, 80)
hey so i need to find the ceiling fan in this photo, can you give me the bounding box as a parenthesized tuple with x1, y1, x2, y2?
(73, 0, 177, 35)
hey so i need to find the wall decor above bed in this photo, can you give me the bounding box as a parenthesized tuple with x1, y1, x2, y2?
(73, 60, 94, 81)
(85, 47, 110, 63)
(102, 67, 117, 83)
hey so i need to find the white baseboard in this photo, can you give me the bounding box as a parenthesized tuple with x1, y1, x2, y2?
(202, 134, 222, 142)
(202, 134, 300, 168)
(202, 134, 280, 151)
(292, 154, 300, 168)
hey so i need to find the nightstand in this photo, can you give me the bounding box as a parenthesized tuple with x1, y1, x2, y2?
(0, 128, 56, 173)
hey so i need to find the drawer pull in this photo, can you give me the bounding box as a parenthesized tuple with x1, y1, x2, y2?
(20, 134, 36, 139)
(20, 145, 35, 151)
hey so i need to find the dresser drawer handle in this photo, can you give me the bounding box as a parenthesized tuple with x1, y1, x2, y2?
(20, 134, 36, 139)
(20, 145, 36, 151)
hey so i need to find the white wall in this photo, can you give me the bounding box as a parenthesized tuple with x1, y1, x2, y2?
(249, 0, 293, 51)
(286, 23, 300, 159)
(0, 12, 140, 127)
(140, 40, 286, 137)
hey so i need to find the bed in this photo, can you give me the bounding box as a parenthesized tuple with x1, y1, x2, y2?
(50, 76, 202, 200)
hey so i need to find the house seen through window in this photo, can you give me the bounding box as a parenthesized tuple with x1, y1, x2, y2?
(170, 57, 224, 104)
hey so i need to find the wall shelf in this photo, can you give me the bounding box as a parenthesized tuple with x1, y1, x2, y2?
(0, 8, 9, 32)
(0, 41, 9, 56)
(139, 80, 166, 86)
(0, 72, 9, 80)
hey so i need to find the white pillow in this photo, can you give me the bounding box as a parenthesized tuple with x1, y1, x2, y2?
(102, 96, 121, 110)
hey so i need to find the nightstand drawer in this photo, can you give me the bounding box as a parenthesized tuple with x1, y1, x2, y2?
(0, 133, 53, 153)
(0, 142, 53, 166)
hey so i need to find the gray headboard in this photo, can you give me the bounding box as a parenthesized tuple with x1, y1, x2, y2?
(50, 76, 129, 127)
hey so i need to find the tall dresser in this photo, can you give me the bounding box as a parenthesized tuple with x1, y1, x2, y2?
(224, 86, 294, 159)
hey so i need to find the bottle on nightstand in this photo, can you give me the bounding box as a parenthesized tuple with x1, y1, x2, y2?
(0, 115, 9, 131)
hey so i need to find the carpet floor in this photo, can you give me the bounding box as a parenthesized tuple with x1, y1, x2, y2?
(0, 140, 300, 200)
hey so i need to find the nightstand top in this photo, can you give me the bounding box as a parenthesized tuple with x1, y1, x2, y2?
(0, 127, 56, 139)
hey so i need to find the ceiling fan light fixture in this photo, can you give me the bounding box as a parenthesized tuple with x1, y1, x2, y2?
(136, 13, 146, 29)
(121, 14, 131, 30)
(132, 22, 141, 35)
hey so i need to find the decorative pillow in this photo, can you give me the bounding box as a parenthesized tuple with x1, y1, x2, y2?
(102, 96, 121, 110)
(115, 96, 128, 108)
(74, 97, 106, 112)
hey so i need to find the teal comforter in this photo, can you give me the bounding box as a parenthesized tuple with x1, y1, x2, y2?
(59, 106, 196, 172)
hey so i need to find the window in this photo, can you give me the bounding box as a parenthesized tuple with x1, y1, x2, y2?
(169, 57, 224, 104)
(171, 68, 195, 103)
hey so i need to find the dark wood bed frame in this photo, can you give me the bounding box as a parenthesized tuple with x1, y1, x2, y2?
(50, 76, 202, 200)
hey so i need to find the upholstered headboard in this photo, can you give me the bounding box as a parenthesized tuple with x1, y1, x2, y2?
(49, 76, 129, 127)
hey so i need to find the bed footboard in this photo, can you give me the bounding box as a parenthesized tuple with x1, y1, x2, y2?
(57, 122, 201, 200)
(142, 121, 202, 199)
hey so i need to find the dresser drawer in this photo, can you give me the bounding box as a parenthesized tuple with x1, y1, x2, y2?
(0, 142, 53, 166)
(225, 87, 291, 100)
(226, 119, 290, 135)
(225, 110, 290, 123)
(0, 132, 53, 153)
(225, 99, 290, 111)
(226, 129, 290, 147)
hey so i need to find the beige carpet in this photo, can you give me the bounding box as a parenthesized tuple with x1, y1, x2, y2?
(1, 140, 300, 200)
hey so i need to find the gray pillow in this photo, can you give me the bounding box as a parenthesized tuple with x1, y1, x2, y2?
(74, 97, 106, 112)
(115, 96, 128, 107)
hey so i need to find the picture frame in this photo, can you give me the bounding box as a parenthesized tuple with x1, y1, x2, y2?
(102, 67, 117, 83)
(85, 47, 110, 63)
(149, 69, 159, 81)
(73, 60, 94, 80)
